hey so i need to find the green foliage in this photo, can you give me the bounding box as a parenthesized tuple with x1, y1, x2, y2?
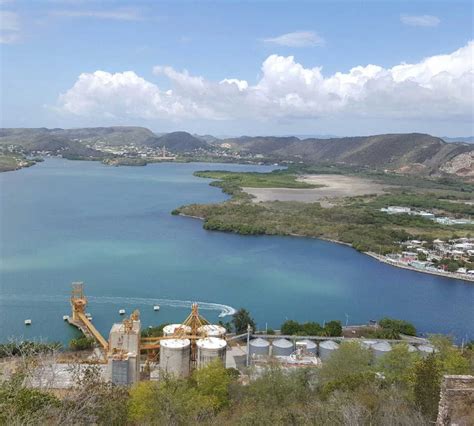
(376, 343, 420, 387)
(280, 319, 341, 336)
(0, 377, 60, 424)
(176, 169, 473, 256)
(69, 336, 95, 351)
(379, 317, 417, 336)
(429, 335, 471, 374)
(413, 355, 442, 421)
(232, 308, 256, 334)
(141, 323, 170, 338)
(128, 362, 232, 424)
(318, 341, 373, 385)
(192, 360, 231, 410)
(323, 320, 343, 337)
(218, 320, 233, 333)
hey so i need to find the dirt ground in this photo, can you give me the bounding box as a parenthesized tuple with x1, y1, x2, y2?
(243, 174, 387, 205)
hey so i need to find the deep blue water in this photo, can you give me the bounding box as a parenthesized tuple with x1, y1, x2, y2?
(0, 158, 473, 344)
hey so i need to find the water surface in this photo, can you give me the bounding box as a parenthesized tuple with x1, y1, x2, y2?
(0, 158, 472, 344)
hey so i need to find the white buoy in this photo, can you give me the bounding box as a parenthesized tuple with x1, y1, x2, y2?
(119, 309, 126, 315)
(63, 315, 69, 321)
(153, 305, 160, 311)
(24, 319, 32, 325)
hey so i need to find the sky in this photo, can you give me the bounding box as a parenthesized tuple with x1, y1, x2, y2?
(0, 0, 473, 137)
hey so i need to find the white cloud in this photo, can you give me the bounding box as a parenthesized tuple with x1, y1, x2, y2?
(57, 41, 474, 124)
(263, 31, 325, 47)
(401, 15, 440, 27)
(0, 10, 20, 43)
(50, 8, 143, 21)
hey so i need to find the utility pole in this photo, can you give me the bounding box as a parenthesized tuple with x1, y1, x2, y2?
(246, 324, 251, 367)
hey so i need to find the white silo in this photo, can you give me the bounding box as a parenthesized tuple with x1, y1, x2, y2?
(319, 340, 339, 361)
(163, 324, 191, 337)
(198, 324, 227, 337)
(372, 341, 392, 359)
(361, 340, 377, 349)
(417, 344, 436, 358)
(196, 337, 227, 368)
(160, 338, 191, 377)
(296, 339, 317, 355)
(249, 338, 270, 357)
(272, 338, 294, 356)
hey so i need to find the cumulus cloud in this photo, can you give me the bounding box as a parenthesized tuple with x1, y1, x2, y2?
(401, 15, 440, 27)
(263, 31, 325, 47)
(57, 41, 474, 123)
(0, 10, 20, 43)
(50, 8, 143, 21)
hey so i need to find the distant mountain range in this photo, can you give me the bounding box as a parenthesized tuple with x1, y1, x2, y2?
(0, 127, 472, 178)
(442, 136, 474, 144)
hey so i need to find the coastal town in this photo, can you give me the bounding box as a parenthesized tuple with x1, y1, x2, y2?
(372, 236, 474, 282)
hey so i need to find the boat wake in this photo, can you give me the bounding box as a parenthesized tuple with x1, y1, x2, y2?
(0, 294, 236, 318)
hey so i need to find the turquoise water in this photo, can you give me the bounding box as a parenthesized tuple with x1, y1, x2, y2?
(0, 158, 473, 344)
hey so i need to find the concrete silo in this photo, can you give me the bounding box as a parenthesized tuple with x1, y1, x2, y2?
(196, 337, 227, 368)
(160, 338, 191, 377)
(162, 324, 191, 336)
(372, 341, 392, 359)
(249, 338, 270, 358)
(319, 340, 339, 361)
(198, 324, 227, 338)
(417, 344, 436, 358)
(272, 338, 294, 356)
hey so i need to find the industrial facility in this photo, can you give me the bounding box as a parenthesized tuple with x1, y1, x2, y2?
(63, 282, 435, 388)
(67, 282, 229, 385)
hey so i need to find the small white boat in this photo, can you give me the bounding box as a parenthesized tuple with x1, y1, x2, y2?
(153, 305, 160, 311)
(24, 319, 32, 325)
(63, 315, 69, 321)
(85, 313, 93, 321)
(119, 309, 126, 315)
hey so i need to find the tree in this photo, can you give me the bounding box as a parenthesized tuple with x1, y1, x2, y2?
(379, 317, 417, 336)
(376, 343, 420, 387)
(232, 308, 256, 334)
(323, 320, 342, 337)
(141, 323, 170, 338)
(69, 337, 94, 351)
(412, 354, 441, 421)
(429, 335, 470, 374)
(319, 341, 373, 384)
(280, 320, 301, 335)
(192, 360, 231, 410)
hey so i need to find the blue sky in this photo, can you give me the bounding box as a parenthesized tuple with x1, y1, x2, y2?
(1, 0, 473, 136)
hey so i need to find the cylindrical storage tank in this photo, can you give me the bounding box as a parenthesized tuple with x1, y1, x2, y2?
(196, 337, 227, 368)
(198, 324, 227, 337)
(163, 324, 191, 337)
(319, 340, 339, 361)
(160, 339, 191, 377)
(296, 339, 317, 355)
(372, 341, 392, 359)
(272, 338, 294, 356)
(361, 340, 377, 349)
(249, 338, 270, 357)
(417, 345, 435, 358)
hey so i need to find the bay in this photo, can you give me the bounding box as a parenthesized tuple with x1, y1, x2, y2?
(0, 158, 472, 344)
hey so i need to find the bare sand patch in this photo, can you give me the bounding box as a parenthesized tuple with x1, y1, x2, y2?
(243, 174, 387, 204)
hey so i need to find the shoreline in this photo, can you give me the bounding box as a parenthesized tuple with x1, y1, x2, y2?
(178, 213, 474, 284)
